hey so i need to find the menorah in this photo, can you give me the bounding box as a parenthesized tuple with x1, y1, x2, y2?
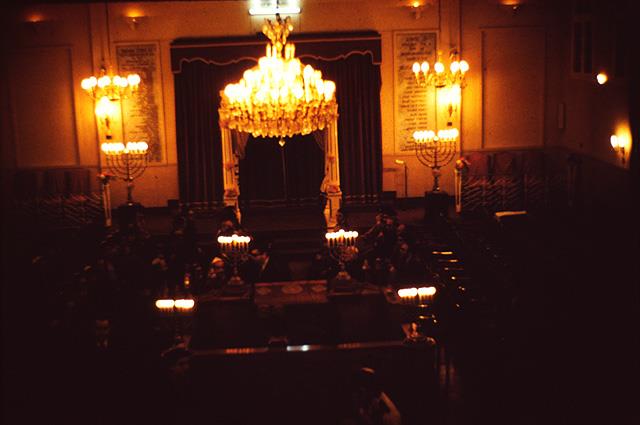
(397, 286, 437, 344)
(325, 229, 359, 287)
(101, 141, 149, 205)
(413, 128, 458, 192)
(217, 233, 251, 288)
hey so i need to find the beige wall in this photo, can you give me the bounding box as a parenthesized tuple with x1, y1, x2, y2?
(2, 0, 630, 206)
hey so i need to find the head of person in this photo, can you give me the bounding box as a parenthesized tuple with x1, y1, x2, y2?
(354, 367, 382, 402)
(218, 219, 235, 235)
(250, 245, 269, 266)
(220, 206, 240, 226)
(208, 257, 225, 278)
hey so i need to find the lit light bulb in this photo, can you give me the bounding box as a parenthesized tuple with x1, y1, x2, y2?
(459, 60, 469, 73)
(610, 135, 619, 148)
(596, 72, 608, 85)
(95, 96, 117, 119)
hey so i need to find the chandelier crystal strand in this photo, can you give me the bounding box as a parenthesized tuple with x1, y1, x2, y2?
(219, 14, 338, 139)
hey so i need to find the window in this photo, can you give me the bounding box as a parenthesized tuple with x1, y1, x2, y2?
(571, 0, 593, 75)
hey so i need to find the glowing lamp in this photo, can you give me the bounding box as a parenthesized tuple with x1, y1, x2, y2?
(596, 72, 608, 85)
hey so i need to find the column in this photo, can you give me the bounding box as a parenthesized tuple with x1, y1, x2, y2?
(324, 118, 342, 229)
(220, 127, 240, 219)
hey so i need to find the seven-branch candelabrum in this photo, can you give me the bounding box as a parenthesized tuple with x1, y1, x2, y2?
(413, 129, 458, 192)
(101, 141, 149, 205)
(325, 229, 359, 281)
(217, 234, 251, 286)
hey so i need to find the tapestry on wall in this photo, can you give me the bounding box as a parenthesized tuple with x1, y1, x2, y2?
(393, 31, 437, 154)
(116, 42, 166, 164)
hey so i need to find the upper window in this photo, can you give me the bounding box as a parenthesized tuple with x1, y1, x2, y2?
(571, 0, 593, 75)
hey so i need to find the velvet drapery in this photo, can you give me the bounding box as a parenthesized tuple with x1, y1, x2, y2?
(172, 33, 382, 206)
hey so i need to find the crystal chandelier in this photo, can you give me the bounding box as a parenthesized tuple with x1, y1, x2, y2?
(219, 14, 338, 141)
(412, 49, 469, 88)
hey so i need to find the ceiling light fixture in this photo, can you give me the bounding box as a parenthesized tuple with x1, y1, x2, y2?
(219, 14, 338, 144)
(249, 0, 300, 16)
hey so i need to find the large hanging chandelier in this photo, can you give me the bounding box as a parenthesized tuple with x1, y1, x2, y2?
(412, 49, 469, 88)
(219, 14, 338, 140)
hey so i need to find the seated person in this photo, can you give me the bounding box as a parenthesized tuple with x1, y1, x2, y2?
(241, 241, 291, 284)
(216, 206, 243, 237)
(348, 367, 402, 425)
(389, 242, 425, 285)
(364, 256, 395, 286)
(361, 215, 397, 262)
(395, 223, 415, 248)
(309, 246, 340, 281)
(335, 208, 350, 230)
(200, 256, 229, 294)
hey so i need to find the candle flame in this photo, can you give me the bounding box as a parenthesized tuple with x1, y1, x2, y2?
(174, 299, 195, 309)
(417, 286, 437, 296)
(155, 299, 174, 309)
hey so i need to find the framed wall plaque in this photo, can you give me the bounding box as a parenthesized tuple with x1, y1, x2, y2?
(393, 31, 437, 154)
(116, 42, 166, 164)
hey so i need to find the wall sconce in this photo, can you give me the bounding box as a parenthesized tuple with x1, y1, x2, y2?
(610, 134, 628, 165)
(497, 0, 524, 15)
(399, 0, 434, 19)
(22, 13, 54, 34)
(596, 72, 608, 85)
(94, 96, 119, 139)
(123, 15, 147, 30)
(438, 84, 462, 123)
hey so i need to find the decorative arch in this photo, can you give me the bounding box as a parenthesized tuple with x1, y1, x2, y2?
(172, 32, 382, 229)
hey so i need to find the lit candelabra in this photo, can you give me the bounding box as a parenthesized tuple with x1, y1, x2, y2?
(101, 141, 149, 205)
(397, 286, 437, 344)
(155, 298, 195, 343)
(412, 50, 469, 89)
(413, 128, 458, 192)
(217, 234, 251, 287)
(325, 229, 359, 286)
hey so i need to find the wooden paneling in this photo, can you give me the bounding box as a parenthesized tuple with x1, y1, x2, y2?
(8, 46, 78, 167)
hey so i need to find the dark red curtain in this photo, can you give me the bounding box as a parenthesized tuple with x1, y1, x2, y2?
(303, 54, 382, 203)
(173, 34, 382, 206)
(238, 134, 324, 205)
(174, 59, 255, 205)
